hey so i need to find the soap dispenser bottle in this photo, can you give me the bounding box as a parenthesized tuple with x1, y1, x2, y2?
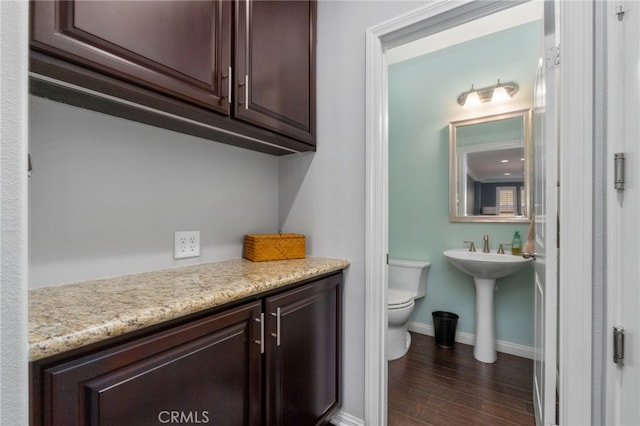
(511, 231, 522, 255)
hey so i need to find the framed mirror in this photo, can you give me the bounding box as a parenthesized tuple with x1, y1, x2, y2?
(449, 109, 532, 223)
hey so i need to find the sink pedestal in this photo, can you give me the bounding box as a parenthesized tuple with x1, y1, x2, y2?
(473, 277, 497, 363)
(442, 249, 532, 364)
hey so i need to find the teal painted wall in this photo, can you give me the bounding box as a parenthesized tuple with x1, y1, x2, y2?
(388, 23, 541, 347)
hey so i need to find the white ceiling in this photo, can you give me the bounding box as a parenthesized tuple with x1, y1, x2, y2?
(467, 147, 525, 182)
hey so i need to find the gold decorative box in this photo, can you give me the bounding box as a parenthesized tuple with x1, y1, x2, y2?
(243, 233, 306, 262)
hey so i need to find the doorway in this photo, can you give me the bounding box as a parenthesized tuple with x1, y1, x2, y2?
(386, 1, 542, 423)
(364, 1, 594, 425)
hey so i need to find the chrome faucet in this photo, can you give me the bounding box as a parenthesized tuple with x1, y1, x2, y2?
(483, 234, 490, 253)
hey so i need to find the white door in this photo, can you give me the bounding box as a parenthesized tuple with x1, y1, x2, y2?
(533, 1, 558, 425)
(607, 2, 640, 424)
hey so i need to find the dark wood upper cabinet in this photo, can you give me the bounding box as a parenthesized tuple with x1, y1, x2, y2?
(29, 0, 316, 155)
(235, 0, 316, 144)
(31, 1, 232, 115)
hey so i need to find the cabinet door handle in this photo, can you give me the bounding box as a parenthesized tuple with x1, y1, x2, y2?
(228, 66, 233, 104)
(254, 312, 264, 353)
(221, 66, 232, 104)
(244, 0, 250, 110)
(238, 0, 251, 110)
(270, 307, 281, 346)
(244, 74, 249, 109)
(238, 74, 249, 110)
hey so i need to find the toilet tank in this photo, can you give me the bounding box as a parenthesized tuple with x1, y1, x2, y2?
(388, 258, 430, 299)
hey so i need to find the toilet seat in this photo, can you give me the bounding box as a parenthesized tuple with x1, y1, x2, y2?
(387, 288, 414, 310)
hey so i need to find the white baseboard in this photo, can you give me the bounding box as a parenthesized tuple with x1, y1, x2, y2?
(331, 409, 364, 426)
(408, 321, 535, 360)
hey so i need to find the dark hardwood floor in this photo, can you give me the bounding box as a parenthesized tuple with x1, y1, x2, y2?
(388, 332, 535, 426)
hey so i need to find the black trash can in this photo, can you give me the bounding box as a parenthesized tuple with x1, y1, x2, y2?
(432, 311, 459, 349)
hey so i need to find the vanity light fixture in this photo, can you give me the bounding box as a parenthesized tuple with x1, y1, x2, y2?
(457, 79, 519, 108)
(491, 79, 511, 103)
(462, 85, 482, 108)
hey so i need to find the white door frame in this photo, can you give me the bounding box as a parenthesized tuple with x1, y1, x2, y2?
(605, 1, 639, 424)
(555, 1, 593, 425)
(605, 2, 624, 423)
(364, 1, 593, 425)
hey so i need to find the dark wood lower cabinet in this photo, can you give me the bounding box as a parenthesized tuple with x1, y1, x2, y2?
(41, 301, 262, 426)
(30, 273, 342, 426)
(265, 274, 341, 425)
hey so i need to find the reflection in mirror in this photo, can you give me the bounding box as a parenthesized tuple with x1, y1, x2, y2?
(449, 109, 532, 223)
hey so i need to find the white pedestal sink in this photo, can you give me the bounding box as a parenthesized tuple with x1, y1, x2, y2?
(443, 249, 532, 363)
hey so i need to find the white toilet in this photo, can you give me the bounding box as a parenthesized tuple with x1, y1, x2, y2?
(387, 258, 431, 361)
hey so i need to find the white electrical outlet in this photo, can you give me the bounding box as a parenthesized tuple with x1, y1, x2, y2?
(174, 231, 200, 259)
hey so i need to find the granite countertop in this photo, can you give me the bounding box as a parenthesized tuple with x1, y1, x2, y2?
(29, 256, 350, 361)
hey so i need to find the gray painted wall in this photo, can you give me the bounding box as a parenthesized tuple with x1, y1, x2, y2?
(1, 2, 29, 424)
(29, 97, 279, 288)
(278, 1, 427, 420)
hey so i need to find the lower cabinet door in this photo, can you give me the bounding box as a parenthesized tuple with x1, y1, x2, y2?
(42, 302, 262, 426)
(264, 274, 342, 426)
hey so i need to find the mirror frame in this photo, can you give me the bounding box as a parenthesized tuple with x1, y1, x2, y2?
(448, 108, 533, 223)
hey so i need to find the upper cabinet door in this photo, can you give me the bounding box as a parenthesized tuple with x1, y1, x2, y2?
(31, 1, 232, 115)
(235, 0, 316, 145)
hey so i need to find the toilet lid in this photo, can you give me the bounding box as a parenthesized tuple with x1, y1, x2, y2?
(387, 288, 414, 309)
